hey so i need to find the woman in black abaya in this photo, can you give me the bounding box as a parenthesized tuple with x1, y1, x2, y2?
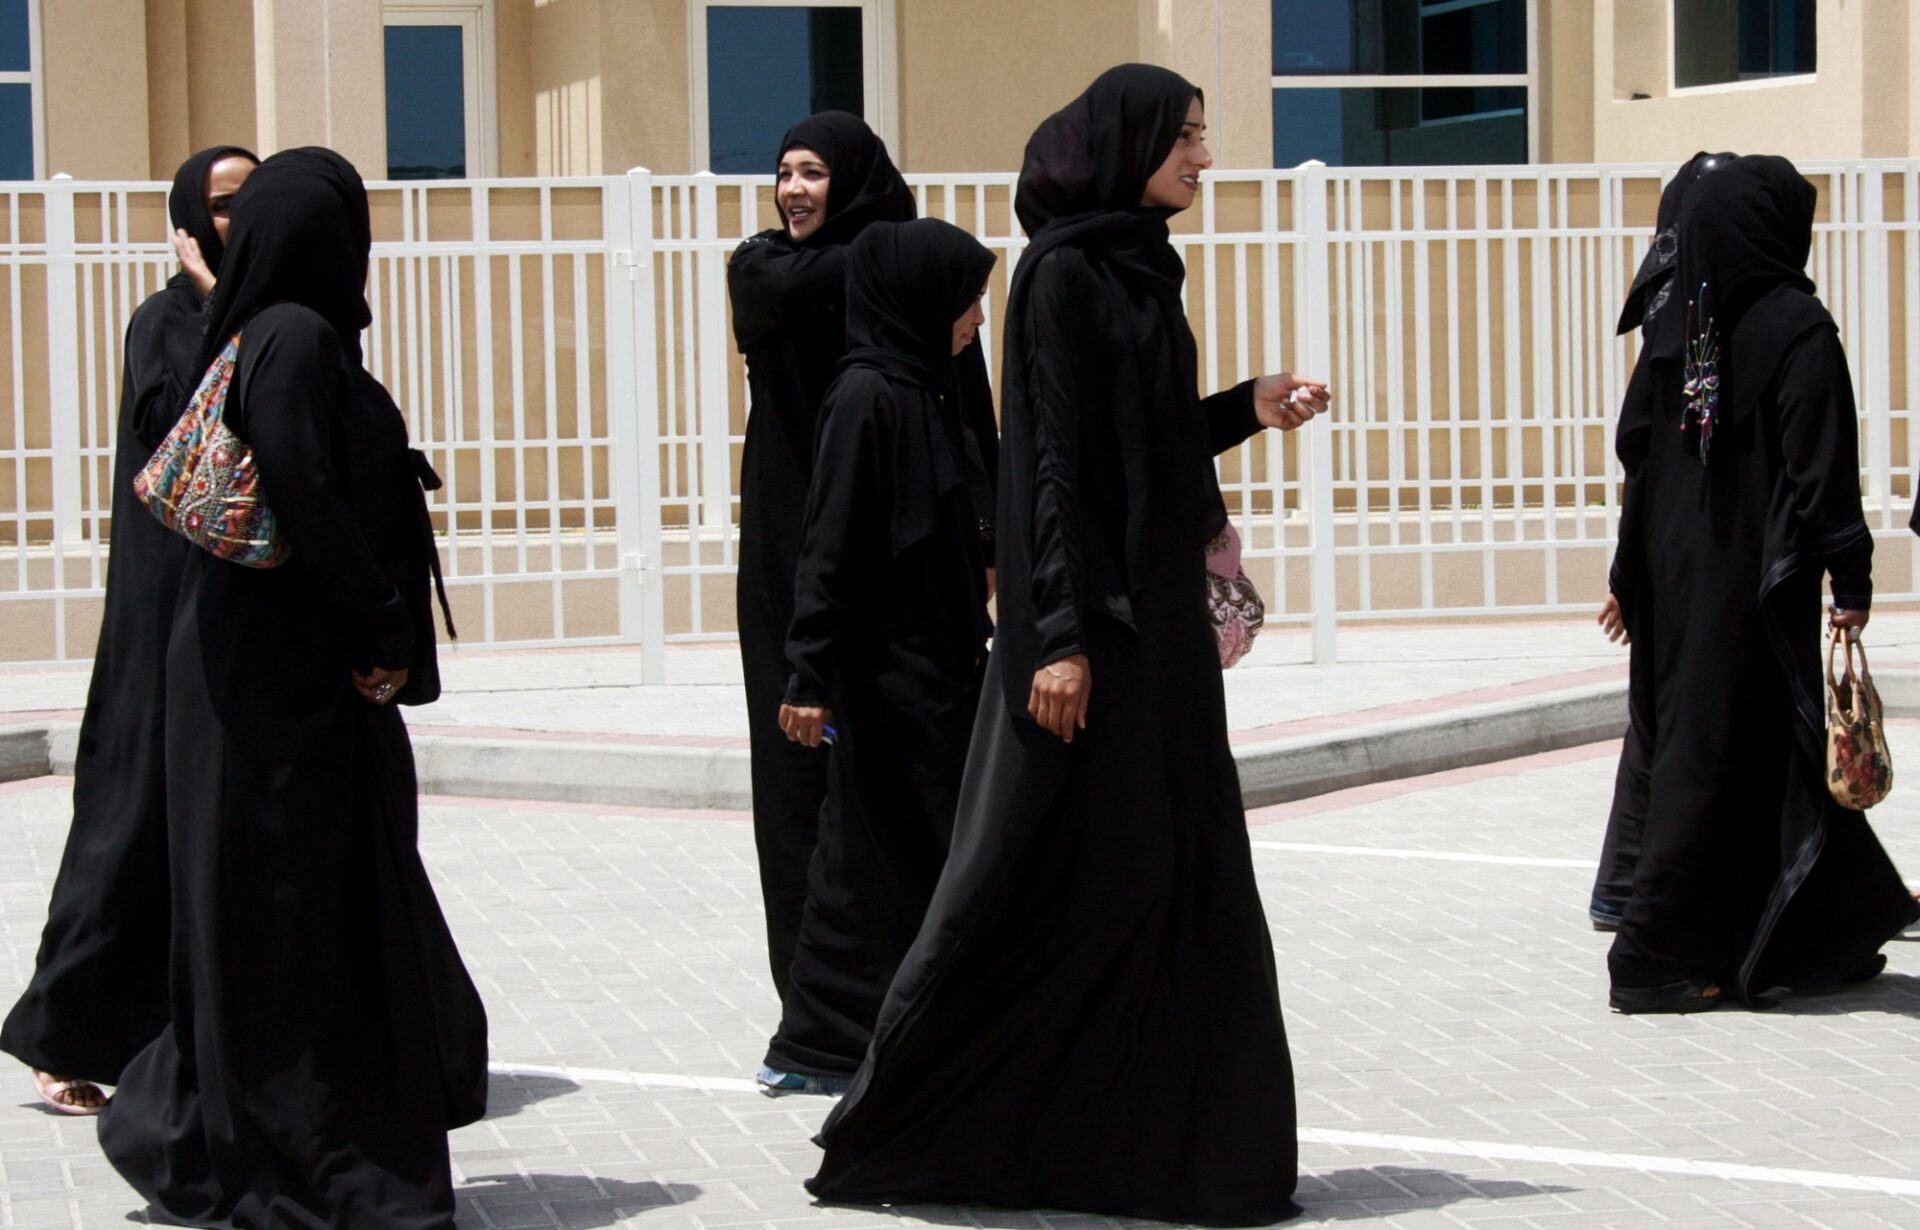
(1605, 155, 1917, 1014)
(98, 149, 487, 1229)
(728, 113, 916, 1006)
(809, 66, 1326, 1225)
(1590, 151, 1734, 932)
(1, 146, 255, 1114)
(761, 219, 997, 1093)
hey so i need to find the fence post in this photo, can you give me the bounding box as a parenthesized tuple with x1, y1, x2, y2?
(610, 168, 668, 683)
(44, 175, 83, 553)
(1862, 166, 1894, 525)
(1300, 162, 1338, 665)
(693, 172, 734, 530)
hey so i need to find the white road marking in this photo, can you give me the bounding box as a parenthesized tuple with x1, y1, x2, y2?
(1250, 841, 1595, 869)
(488, 1063, 1920, 1198)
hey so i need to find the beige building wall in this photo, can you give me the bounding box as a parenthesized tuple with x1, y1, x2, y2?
(181, 0, 258, 160)
(252, 0, 387, 177)
(41, 0, 154, 178)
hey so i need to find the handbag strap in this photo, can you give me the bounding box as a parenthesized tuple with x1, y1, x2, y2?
(1827, 625, 1871, 720)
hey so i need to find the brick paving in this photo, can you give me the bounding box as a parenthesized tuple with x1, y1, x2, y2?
(7, 724, 1920, 1226)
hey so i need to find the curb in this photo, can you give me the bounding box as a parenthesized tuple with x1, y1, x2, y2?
(12, 671, 1912, 813)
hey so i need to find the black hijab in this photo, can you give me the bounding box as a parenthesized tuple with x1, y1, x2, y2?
(197, 147, 374, 374)
(168, 145, 257, 283)
(844, 218, 995, 391)
(778, 111, 915, 247)
(1616, 150, 1734, 338)
(1013, 63, 1200, 293)
(1665, 155, 1819, 460)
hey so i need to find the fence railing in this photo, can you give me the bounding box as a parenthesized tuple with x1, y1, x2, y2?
(3, 162, 1917, 673)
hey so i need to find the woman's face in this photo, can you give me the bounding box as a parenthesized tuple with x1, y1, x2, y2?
(778, 148, 831, 241)
(1139, 97, 1211, 212)
(951, 291, 986, 356)
(205, 155, 255, 244)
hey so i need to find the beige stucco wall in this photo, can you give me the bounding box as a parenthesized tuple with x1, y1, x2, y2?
(42, 0, 153, 178)
(1140, 0, 1272, 170)
(495, 0, 535, 174)
(183, 0, 258, 158)
(252, 0, 386, 176)
(525, 0, 689, 176)
(1537, 0, 1595, 162)
(1592, 0, 1878, 163)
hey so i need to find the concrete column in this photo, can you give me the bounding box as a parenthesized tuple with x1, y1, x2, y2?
(145, 0, 191, 174)
(1139, 0, 1271, 170)
(185, 0, 258, 155)
(1536, 0, 1594, 163)
(252, 0, 385, 174)
(41, 0, 153, 177)
(1862, 0, 1909, 158)
(495, 0, 534, 175)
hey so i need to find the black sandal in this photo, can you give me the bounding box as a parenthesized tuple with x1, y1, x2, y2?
(1609, 978, 1727, 1015)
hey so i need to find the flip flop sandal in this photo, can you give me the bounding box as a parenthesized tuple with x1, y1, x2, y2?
(33, 1072, 104, 1116)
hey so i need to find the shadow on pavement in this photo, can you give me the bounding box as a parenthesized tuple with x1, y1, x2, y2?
(481, 1069, 582, 1119)
(1766, 969, 1920, 1017)
(457, 1176, 702, 1226)
(1292, 1166, 1576, 1222)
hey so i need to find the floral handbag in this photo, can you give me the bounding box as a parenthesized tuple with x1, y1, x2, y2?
(1205, 521, 1264, 669)
(1826, 626, 1892, 810)
(133, 331, 290, 568)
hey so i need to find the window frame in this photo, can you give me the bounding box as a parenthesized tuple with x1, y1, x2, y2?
(687, 0, 899, 174)
(1667, 0, 1817, 96)
(381, 0, 498, 179)
(1269, 0, 1538, 165)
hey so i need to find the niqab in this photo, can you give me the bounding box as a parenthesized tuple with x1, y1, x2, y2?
(779, 111, 916, 248)
(1616, 150, 1734, 338)
(198, 147, 373, 372)
(167, 145, 257, 282)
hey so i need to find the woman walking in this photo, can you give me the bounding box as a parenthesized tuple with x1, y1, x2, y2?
(1605, 155, 1917, 1013)
(1, 146, 255, 1114)
(98, 148, 487, 1228)
(728, 112, 915, 1020)
(764, 218, 998, 1093)
(808, 65, 1326, 1225)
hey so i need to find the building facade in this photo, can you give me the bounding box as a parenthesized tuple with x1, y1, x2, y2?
(7, 0, 1920, 184)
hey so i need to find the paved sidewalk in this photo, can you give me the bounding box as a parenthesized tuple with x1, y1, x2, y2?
(8, 726, 1920, 1227)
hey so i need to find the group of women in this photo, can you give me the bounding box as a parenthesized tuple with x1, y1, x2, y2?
(0, 53, 1912, 1230)
(733, 64, 1326, 1224)
(3, 147, 485, 1227)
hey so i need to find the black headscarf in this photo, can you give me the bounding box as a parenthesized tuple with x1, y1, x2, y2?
(1665, 155, 1819, 460)
(1013, 63, 1200, 293)
(844, 218, 995, 391)
(196, 147, 374, 375)
(778, 111, 915, 247)
(168, 145, 257, 283)
(1616, 150, 1734, 338)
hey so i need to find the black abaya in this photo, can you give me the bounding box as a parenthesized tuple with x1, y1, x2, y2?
(810, 66, 1297, 1225)
(1606, 157, 1917, 1011)
(98, 150, 486, 1230)
(729, 112, 914, 1001)
(1, 146, 255, 1086)
(764, 219, 995, 1080)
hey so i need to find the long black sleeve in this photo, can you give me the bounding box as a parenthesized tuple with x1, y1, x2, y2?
(236, 307, 414, 667)
(728, 232, 851, 351)
(1204, 379, 1262, 457)
(1776, 327, 1872, 611)
(785, 386, 887, 707)
(1025, 260, 1094, 669)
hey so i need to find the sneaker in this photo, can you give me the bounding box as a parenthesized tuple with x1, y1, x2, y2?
(1589, 896, 1624, 932)
(755, 1064, 851, 1098)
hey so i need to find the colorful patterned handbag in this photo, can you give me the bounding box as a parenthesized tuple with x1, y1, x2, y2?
(1826, 626, 1892, 810)
(1205, 521, 1264, 669)
(133, 331, 290, 568)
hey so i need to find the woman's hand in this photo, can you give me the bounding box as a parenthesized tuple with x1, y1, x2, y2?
(1830, 606, 1869, 643)
(1028, 653, 1091, 743)
(1253, 373, 1330, 431)
(984, 567, 997, 601)
(780, 703, 833, 747)
(1598, 593, 1629, 645)
(173, 229, 216, 298)
(353, 666, 409, 706)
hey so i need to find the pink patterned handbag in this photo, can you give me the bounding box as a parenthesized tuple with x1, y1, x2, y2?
(1205, 522, 1264, 669)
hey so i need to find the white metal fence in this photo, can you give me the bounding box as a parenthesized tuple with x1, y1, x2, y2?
(4, 162, 1918, 674)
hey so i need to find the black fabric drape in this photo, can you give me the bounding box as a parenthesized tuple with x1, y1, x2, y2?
(766, 220, 995, 1079)
(98, 150, 486, 1230)
(1606, 156, 1915, 1012)
(1596, 151, 1733, 919)
(809, 66, 1298, 1225)
(0, 147, 256, 1085)
(728, 112, 915, 1003)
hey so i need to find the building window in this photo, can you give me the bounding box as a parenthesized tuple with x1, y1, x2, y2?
(383, 1, 496, 180)
(0, 0, 40, 180)
(690, 1, 896, 173)
(1271, 0, 1530, 167)
(1674, 0, 1814, 90)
